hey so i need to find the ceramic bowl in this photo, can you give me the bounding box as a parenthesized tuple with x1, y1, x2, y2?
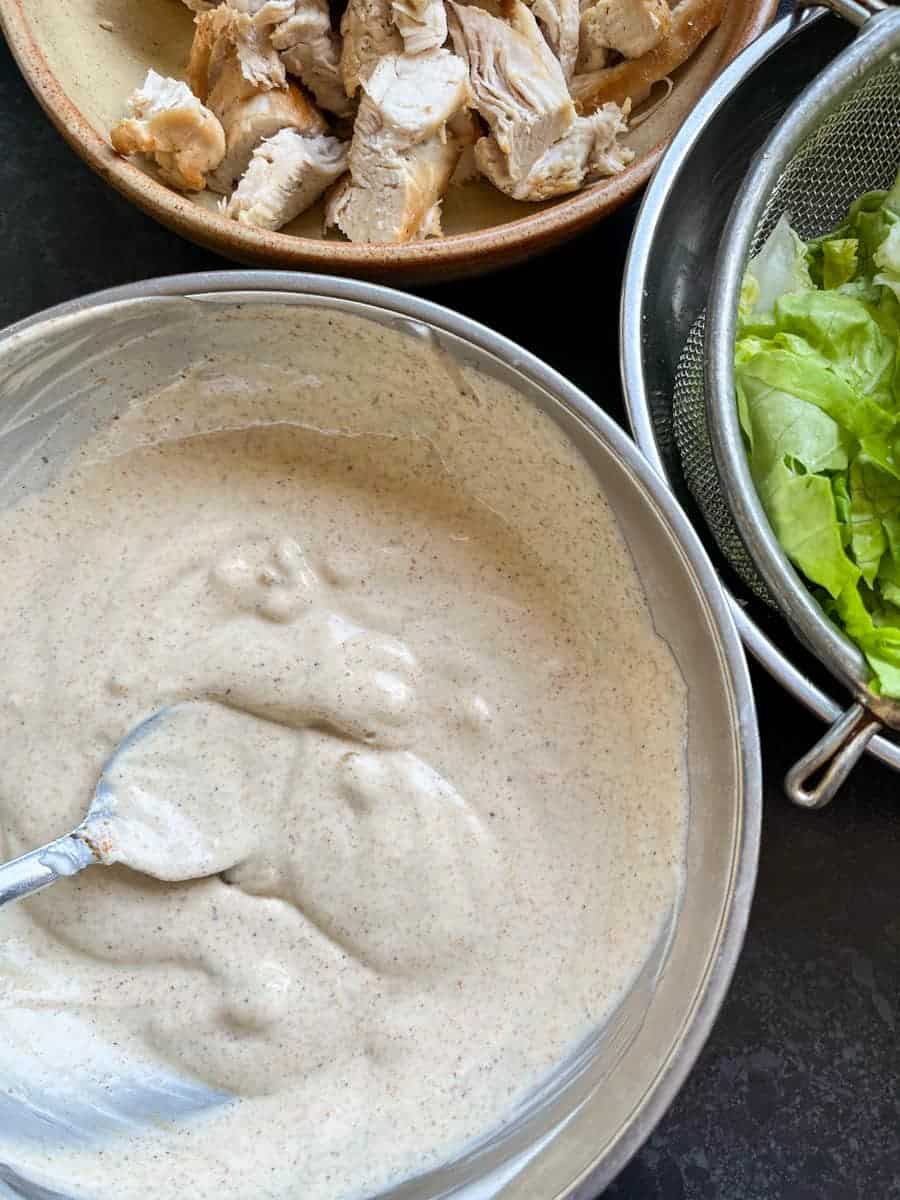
(0, 0, 775, 281)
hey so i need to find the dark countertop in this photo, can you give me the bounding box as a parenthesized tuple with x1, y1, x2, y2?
(2, 24, 900, 1200)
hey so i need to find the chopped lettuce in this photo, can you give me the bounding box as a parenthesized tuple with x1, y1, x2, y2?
(823, 238, 858, 290)
(740, 213, 813, 330)
(735, 168, 900, 698)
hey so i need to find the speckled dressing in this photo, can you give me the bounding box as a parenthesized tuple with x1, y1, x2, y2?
(0, 324, 687, 1200)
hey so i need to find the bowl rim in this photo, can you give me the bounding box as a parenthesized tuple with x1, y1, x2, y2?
(0, 270, 761, 1193)
(0, 0, 777, 276)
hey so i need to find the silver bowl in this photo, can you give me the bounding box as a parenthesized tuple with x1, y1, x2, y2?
(0, 274, 759, 1198)
(622, 6, 900, 777)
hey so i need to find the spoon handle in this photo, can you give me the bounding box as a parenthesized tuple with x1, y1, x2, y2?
(0, 832, 97, 908)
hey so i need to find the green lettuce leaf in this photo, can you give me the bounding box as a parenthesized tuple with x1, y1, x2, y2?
(739, 213, 813, 332)
(877, 552, 900, 608)
(848, 456, 900, 586)
(735, 179, 900, 698)
(735, 351, 850, 477)
(857, 625, 900, 697)
(823, 238, 859, 289)
(735, 338, 893, 441)
(832, 471, 852, 545)
(772, 290, 895, 402)
(755, 459, 859, 599)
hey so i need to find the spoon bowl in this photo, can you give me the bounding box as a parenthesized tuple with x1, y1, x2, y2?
(0, 701, 257, 905)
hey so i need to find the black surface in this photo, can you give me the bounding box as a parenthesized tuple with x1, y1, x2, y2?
(2, 25, 900, 1200)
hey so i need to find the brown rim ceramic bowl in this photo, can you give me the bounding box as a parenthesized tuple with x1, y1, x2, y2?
(0, 0, 775, 282)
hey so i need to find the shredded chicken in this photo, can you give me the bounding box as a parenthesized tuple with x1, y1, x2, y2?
(111, 69, 225, 191)
(326, 49, 469, 243)
(572, 0, 726, 113)
(223, 127, 348, 227)
(391, 0, 449, 55)
(271, 0, 353, 117)
(340, 0, 403, 97)
(476, 101, 631, 198)
(448, 1, 574, 185)
(526, 0, 579, 82)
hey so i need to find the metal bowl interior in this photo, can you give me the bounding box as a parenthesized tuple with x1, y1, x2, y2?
(621, 7, 900, 772)
(0, 0, 775, 282)
(0, 274, 759, 1198)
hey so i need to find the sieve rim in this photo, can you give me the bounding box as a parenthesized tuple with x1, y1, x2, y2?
(705, 5, 900, 729)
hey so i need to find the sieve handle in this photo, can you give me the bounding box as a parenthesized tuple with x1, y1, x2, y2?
(794, 0, 888, 27)
(784, 703, 881, 810)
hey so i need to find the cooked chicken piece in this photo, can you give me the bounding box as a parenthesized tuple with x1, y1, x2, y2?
(236, 0, 297, 17)
(271, 0, 352, 116)
(328, 180, 447, 240)
(418, 203, 443, 237)
(208, 82, 327, 191)
(448, 108, 481, 186)
(340, 0, 403, 97)
(188, 2, 326, 193)
(189, 9, 218, 97)
(110, 69, 225, 191)
(575, 4, 608, 73)
(579, 0, 670, 69)
(190, 2, 288, 106)
(448, 1, 574, 185)
(572, 0, 726, 113)
(183, 0, 292, 11)
(576, 42, 607, 73)
(476, 101, 631, 198)
(324, 173, 352, 220)
(450, 144, 480, 186)
(326, 136, 456, 240)
(457, 0, 513, 14)
(526, 0, 579, 80)
(224, 127, 348, 228)
(326, 49, 469, 243)
(391, 0, 448, 55)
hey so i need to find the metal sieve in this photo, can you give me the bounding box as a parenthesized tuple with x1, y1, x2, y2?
(700, 0, 899, 809)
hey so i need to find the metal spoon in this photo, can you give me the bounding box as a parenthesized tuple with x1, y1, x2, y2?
(0, 702, 257, 908)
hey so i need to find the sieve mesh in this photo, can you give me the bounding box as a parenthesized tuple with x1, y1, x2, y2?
(672, 53, 900, 603)
(672, 313, 772, 602)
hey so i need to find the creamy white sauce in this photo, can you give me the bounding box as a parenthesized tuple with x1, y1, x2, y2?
(0, 329, 687, 1200)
